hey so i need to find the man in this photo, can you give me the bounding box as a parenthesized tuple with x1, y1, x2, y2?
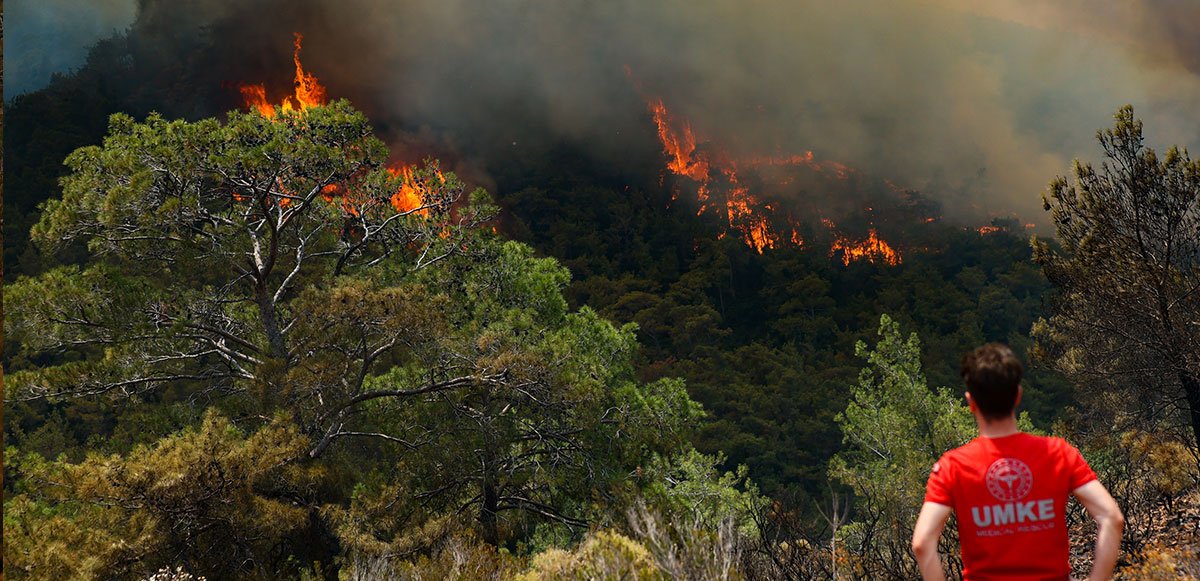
(911, 343, 1124, 580)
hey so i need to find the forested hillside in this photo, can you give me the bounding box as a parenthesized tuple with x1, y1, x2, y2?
(5, 5, 1200, 579)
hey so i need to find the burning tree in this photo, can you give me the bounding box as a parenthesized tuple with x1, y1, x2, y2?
(5, 101, 702, 575)
(1033, 105, 1200, 453)
(9, 101, 473, 415)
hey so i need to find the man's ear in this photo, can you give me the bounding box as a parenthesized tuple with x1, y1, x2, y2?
(965, 391, 978, 414)
(1015, 384, 1022, 408)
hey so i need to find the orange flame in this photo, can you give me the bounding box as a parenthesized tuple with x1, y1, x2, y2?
(231, 40, 454, 229)
(314, 164, 444, 220)
(648, 99, 709, 182)
(240, 33, 327, 115)
(288, 33, 326, 110)
(240, 84, 274, 116)
(387, 163, 449, 216)
(725, 184, 774, 252)
(319, 183, 364, 217)
(388, 165, 428, 214)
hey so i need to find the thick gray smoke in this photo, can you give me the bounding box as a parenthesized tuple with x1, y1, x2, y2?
(18, 0, 1200, 224)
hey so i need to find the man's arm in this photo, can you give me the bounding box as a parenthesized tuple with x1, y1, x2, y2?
(912, 501, 954, 581)
(1072, 480, 1124, 581)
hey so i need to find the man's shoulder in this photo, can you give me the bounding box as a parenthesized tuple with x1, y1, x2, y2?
(939, 432, 1078, 461)
(938, 437, 984, 464)
(1018, 432, 1080, 454)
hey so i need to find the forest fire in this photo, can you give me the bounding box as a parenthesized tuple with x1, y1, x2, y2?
(238, 43, 916, 264)
(310, 165, 445, 225)
(646, 95, 900, 264)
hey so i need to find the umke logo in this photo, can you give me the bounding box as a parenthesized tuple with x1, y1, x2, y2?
(985, 458, 1033, 501)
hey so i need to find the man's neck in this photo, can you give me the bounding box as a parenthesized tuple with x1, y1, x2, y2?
(975, 415, 1020, 439)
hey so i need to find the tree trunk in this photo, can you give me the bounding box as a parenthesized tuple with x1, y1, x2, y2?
(257, 283, 288, 360)
(479, 474, 499, 545)
(479, 401, 500, 545)
(1180, 369, 1200, 462)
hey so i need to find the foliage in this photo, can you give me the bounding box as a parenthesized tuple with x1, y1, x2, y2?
(8, 101, 478, 412)
(638, 448, 767, 536)
(518, 503, 746, 581)
(508, 172, 1070, 503)
(739, 495, 836, 580)
(1033, 105, 1200, 453)
(4, 410, 328, 580)
(517, 530, 665, 581)
(623, 501, 745, 581)
(344, 532, 523, 581)
(829, 314, 978, 580)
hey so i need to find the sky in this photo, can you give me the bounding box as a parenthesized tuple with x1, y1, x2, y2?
(6, 0, 1200, 225)
(5, 0, 138, 97)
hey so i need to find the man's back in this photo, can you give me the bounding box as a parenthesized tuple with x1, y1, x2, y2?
(925, 432, 1097, 580)
(913, 344, 1122, 581)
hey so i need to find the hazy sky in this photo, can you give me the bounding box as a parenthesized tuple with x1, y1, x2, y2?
(5, 0, 138, 97)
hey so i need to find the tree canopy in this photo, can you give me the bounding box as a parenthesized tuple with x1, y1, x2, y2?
(4, 103, 710, 579)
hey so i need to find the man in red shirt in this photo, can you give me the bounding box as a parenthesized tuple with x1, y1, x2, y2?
(912, 343, 1124, 580)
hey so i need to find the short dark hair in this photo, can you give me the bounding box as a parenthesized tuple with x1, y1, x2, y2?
(959, 343, 1022, 420)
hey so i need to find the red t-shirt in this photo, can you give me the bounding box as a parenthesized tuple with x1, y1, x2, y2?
(924, 432, 1098, 581)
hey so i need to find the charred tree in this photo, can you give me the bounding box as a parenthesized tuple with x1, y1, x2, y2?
(1033, 105, 1200, 455)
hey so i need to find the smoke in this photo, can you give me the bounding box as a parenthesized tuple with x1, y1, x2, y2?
(22, 0, 1200, 223)
(921, 0, 1200, 76)
(5, 0, 138, 98)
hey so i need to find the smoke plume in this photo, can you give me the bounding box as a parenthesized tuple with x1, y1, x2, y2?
(20, 0, 1200, 223)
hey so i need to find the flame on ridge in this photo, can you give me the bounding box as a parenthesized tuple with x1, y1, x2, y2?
(644, 95, 907, 263)
(828, 227, 901, 266)
(646, 96, 817, 253)
(648, 99, 709, 184)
